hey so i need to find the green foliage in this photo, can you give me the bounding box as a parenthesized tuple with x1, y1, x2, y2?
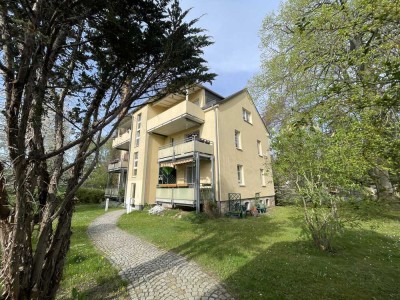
(253, 0, 400, 249)
(84, 140, 116, 190)
(75, 188, 104, 204)
(1, 0, 216, 296)
(297, 178, 345, 251)
(203, 199, 219, 218)
(71, 288, 86, 300)
(118, 207, 400, 299)
(252, 0, 400, 192)
(57, 205, 129, 299)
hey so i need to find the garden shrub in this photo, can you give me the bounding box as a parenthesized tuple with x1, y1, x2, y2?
(75, 188, 104, 204)
(203, 200, 219, 217)
(297, 179, 344, 252)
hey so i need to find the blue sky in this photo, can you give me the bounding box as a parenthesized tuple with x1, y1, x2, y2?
(180, 0, 282, 97)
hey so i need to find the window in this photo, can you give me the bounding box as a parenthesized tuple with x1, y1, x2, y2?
(135, 113, 141, 147)
(186, 165, 194, 184)
(133, 152, 138, 176)
(237, 165, 244, 185)
(234, 130, 241, 149)
(131, 183, 136, 199)
(257, 140, 263, 156)
(242, 108, 252, 123)
(260, 169, 266, 186)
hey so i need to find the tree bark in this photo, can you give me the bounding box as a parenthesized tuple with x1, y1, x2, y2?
(370, 167, 395, 202)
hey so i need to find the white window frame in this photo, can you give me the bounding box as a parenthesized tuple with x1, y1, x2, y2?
(234, 130, 241, 149)
(135, 113, 141, 147)
(133, 152, 138, 176)
(260, 169, 266, 187)
(257, 140, 263, 156)
(242, 108, 252, 124)
(237, 164, 244, 185)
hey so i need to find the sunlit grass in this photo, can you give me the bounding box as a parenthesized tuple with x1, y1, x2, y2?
(118, 206, 400, 299)
(57, 204, 129, 300)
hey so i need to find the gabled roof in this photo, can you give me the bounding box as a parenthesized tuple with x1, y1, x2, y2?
(203, 87, 270, 135)
(202, 87, 246, 109)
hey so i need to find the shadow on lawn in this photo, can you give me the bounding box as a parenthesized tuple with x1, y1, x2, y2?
(64, 274, 129, 300)
(170, 215, 285, 261)
(220, 227, 400, 299)
(74, 207, 399, 300)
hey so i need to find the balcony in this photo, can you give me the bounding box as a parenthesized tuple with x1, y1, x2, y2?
(147, 100, 204, 136)
(156, 185, 212, 207)
(104, 188, 124, 199)
(158, 137, 213, 161)
(108, 159, 128, 172)
(112, 130, 131, 150)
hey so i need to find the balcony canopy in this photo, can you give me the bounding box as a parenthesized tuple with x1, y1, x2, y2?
(147, 100, 204, 136)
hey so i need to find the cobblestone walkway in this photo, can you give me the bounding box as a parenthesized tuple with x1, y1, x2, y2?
(88, 210, 234, 300)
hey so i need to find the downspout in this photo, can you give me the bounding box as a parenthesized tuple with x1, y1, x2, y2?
(213, 104, 222, 213)
(124, 118, 134, 213)
(140, 111, 149, 210)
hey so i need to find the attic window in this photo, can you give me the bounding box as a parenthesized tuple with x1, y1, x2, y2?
(242, 108, 252, 124)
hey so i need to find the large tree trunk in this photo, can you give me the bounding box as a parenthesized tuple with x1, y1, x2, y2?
(1, 196, 75, 300)
(0, 159, 35, 299)
(0, 0, 214, 298)
(0, 162, 10, 221)
(370, 167, 395, 202)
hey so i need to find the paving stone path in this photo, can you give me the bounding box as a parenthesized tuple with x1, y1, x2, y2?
(88, 210, 234, 300)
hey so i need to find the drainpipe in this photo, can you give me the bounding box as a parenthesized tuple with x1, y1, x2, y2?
(124, 118, 134, 213)
(195, 151, 200, 213)
(140, 112, 149, 210)
(213, 105, 222, 213)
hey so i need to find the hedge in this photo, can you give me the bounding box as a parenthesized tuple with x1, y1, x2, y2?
(75, 188, 104, 204)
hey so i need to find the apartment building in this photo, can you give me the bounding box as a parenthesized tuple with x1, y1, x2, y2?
(105, 85, 275, 212)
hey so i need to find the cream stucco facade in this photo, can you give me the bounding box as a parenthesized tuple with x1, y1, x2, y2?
(105, 85, 275, 212)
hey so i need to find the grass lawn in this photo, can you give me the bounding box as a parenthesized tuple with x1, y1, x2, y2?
(57, 204, 129, 299)
(118, 206, 400, 299)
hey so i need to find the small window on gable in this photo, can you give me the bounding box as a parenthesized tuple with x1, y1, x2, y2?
(242, 108, 252, 124)
(257, 140, 263, 156)
(237, 165, 244, 185)
(234, 130, 241, 149)
(260, 169, 266, 187)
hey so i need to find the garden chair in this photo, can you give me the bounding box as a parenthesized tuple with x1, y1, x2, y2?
(256, 202, 267, 214)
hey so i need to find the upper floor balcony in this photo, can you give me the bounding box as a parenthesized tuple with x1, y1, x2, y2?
(158, 137, 214, 161)
(112, 116, 131, 150)
(108, 156, 129, 172)
(147, 100, 204, 136)
(112, 129, 131, 150)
